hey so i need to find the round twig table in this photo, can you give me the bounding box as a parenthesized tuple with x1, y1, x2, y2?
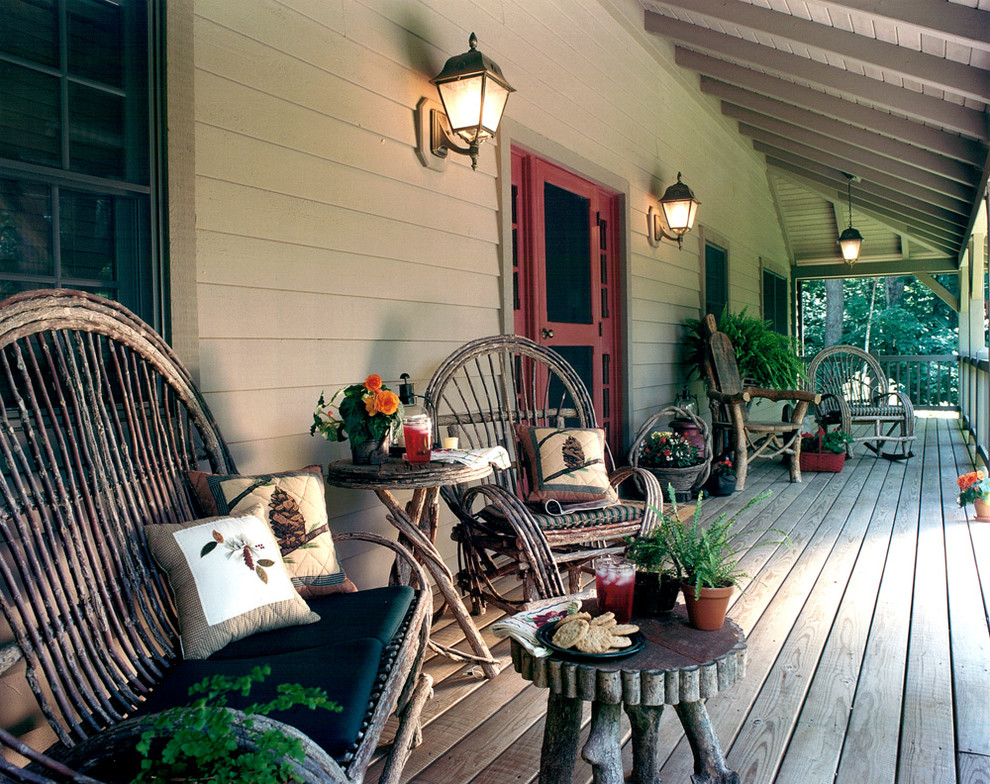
(325, 457, 500, 678)
(511, 604, 747, 784)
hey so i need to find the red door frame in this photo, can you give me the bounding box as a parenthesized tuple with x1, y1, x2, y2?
(511, 148, 623, 454)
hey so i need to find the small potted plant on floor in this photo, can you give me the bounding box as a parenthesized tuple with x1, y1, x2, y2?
(707, 456, 736, 496)
(625, 530, 680, 616)
(798, 427, 853, 473)
(957, 469, 990, 520)
(652, 486, 778, 630)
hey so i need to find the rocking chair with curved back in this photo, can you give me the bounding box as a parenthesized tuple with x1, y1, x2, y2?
(806, 344, 915, 459)
(424, 335, 663, 614)
(702, 314, 820, 490)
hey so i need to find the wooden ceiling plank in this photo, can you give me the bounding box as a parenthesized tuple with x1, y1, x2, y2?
(656, 17, 988, 137)
(696, 71, 985, 165)
(738, 120, 974, 201)
(717, 93, 977, 184)
(752, 138, 967, 213)
(649, 0, 988, 100)
(812, 0, 990, 52)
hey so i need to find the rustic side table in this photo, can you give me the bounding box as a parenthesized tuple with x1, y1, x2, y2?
(326, 457, 501, 678)
(511, 605, 746, 783)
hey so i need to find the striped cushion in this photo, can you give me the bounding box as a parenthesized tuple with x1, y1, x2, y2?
(481, 501, 641, 531)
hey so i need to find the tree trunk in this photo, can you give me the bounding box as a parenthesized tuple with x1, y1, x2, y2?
(885, 276, 905, 308)
(825, 278, 844, 346)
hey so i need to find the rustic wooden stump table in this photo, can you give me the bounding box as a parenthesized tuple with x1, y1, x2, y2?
(326, 457, 501, 678)
(511, 604, 747, 784)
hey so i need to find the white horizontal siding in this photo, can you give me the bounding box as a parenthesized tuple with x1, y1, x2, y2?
(178, 0, 791, 577)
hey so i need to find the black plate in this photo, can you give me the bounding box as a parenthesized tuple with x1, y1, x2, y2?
(536, 619, 646, 661)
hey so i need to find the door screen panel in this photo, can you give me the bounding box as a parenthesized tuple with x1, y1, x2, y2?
(544, 183, 592, 325)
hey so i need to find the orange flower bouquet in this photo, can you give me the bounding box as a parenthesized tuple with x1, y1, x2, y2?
(957, 470, 990, 507)
(311, 374, 404, 450)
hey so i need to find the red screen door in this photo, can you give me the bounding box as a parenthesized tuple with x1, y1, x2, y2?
(511, 148, 623, 453)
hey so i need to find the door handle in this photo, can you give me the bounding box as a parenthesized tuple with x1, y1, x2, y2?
(541, 328, 555, 339)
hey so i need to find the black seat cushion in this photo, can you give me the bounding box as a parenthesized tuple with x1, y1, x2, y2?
(209, 585, 414, 660)
(138, 639, 384, 759)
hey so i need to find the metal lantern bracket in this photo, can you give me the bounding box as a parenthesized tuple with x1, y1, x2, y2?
(415, 97, 451, 172)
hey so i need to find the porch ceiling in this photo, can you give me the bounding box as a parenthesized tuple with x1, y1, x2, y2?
(639, 0, 990, 276)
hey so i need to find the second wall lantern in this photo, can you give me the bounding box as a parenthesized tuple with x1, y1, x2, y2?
(416, 33, 515, 171)
(647, 173, 700, 249)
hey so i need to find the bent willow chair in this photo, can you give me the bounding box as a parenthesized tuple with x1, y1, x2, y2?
(701, 314, 820, 490)
(425, 335, 663, 613)
(806, 344, 916, 459)
(0, 290, 431, 784)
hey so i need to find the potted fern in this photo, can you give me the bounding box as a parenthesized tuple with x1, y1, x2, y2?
(652, 487, 777, 630)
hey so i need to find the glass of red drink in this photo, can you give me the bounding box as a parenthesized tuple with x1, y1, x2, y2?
(594, 556, 635, 623)
(403, 414, 432, 463)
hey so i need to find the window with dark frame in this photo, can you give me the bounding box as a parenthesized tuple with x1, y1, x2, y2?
(762, 268, 789, 334)
(0, 0, 163, 327)
(704, 241, 728, 318)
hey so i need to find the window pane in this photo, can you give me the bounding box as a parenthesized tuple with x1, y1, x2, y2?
(0, 179, 53, 276)
(544, 183, 592, 324)
(0, 0, 58, 67)
(59, 189, 114, 280)
(705, 243, 728, 317)
(68, 0, 123, 87)
(0, 61, 61, 167)
(68, 83, 125, 178)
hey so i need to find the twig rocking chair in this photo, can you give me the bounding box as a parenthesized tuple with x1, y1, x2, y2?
(425, 335, 663, 614)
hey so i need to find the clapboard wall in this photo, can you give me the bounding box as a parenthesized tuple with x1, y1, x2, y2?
(169, 0, 790, 578)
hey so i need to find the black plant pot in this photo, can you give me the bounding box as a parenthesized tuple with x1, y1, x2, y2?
(712, 474, 736, 496)
(633, 571, 680, 616)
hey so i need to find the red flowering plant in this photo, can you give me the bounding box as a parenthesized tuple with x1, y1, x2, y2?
(311, 374, 403, 447)
(957, 470, 990, 507)
(712, 457, 735, 478)
(638, 431, 702, 468)
(800, 427, 852, 454)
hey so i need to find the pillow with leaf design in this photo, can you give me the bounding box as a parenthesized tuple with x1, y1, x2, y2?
(515, 426, 619, 505)
(145, 507, 320, 659)
(188, 466, 356, 596)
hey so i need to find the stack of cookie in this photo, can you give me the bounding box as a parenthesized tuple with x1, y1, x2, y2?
(550, 611, 639, 654)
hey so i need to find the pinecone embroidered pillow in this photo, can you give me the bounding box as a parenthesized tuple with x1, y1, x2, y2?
(515, 426, 619, 505)
(187, 466, 357, 596)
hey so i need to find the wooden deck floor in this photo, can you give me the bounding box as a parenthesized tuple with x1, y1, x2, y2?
(368, 415, 990, 784)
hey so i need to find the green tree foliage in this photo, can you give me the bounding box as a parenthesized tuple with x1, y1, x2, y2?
(800, 276, 958, 356)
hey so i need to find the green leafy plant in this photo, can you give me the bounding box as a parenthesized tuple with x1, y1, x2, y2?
(133, 665, 341, 784)
(649, 487, 782, 599)
(684, 307, 805, 389)
(638, 431, 702, 468)
(711, 457, 735, 478)
(800, 427, 853, 454)
(311, 373, 403, 446)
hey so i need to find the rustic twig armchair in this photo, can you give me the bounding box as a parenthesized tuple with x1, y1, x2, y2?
(806, 344, 916, 459)
(701, 314, 820, 490)
(424, 334, 663, 614)
(0, 290, 432, 784)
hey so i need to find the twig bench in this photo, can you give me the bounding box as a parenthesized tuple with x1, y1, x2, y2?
(0, 290, 432, 784)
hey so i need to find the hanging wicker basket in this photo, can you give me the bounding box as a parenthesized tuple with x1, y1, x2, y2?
(628, 405, 712, 499)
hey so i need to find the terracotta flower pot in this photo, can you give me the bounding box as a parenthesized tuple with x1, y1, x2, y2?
(974, 498, 990, 521)
(681, 582, 734, 631)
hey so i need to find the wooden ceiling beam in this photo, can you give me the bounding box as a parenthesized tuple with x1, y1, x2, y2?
(763, 153, 968, 230)
(647, 0, 988, 101)
(698, 74, 986, 168)
(765, 157, 963, 250)
(656, 19, 987, 137)
(717, 93, 976, 184)
(794, 258, 959, 279)
(739, 120, 972, 202)
(813, 0, 990, 52)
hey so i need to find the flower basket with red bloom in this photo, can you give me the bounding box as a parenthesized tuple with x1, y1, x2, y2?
(799, 427, 852, 472)
(311, 374, 404, 463)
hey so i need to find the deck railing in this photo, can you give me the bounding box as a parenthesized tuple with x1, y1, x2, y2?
(876, 354, 958, 411)
(958, 352, 990, 467)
